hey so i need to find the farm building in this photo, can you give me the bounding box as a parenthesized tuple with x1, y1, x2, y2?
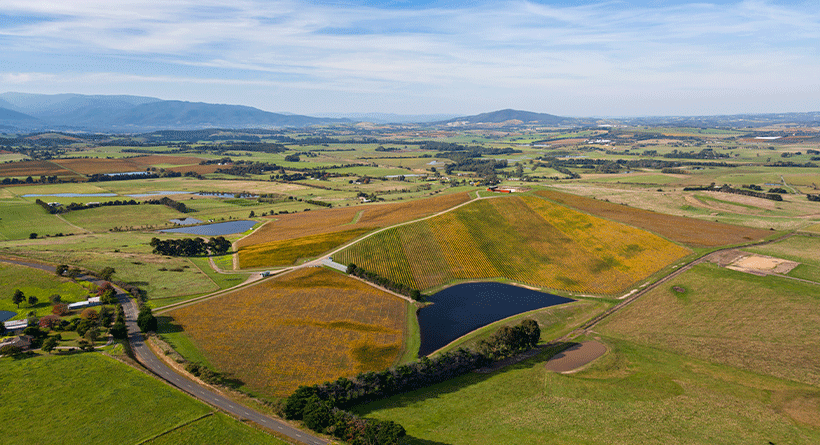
(0, 335, 32, 351)
(67, 297, 102, 311)
(3, 319, 29, 334)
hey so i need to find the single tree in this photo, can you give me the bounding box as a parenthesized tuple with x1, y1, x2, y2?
(55, 264, 69, 276)
(109, 322, 128, 340)
(80, 308, 98, 321)
(41, 336, 58, 354)
(29, 232, 37, 239)
(49, 294, 62, 304)
(99, 267, 115, 281)
(85, 328, 99, 345)
(52, 303, 69, 316)
(12, 289, 24, 308)
(28, 295, 38, 307)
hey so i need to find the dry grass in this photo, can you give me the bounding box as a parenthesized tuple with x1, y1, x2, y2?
(167, 267, 407, 397)
(536, 189, 771, 247)
(336, 195, 692, 294)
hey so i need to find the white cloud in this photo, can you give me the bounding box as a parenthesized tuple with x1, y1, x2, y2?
(1, 0, 819, 115)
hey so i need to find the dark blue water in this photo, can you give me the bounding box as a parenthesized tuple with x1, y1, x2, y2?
(0, 310, 17, 323)
(417, 282, 573, 356)
(160, 220, 256, 236)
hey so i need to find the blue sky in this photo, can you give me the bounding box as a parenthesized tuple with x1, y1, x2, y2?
(1, 0, 818, 116)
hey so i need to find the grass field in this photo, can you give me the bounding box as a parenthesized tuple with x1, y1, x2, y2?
(599, 263, 820, 386)
(0, 200, 80, 240)
(0, 262, 90, 319)
(0, 353, 286, 445)
(62, 204, 187, 232)
(1, 232, 219, 300)
(354, 337, 820, 444)
(335, 195, 692, 294)
(744, 234, 820, 283)
(167, 267, 408, 397)
(536, 189, 772, 247)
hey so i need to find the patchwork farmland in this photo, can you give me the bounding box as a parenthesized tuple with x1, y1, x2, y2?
(236, 191, 470, 267)
(167, 267, 408, 397)
(335, 195, 692, 294)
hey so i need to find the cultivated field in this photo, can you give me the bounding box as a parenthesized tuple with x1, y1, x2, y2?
(335, 195, 692, 294)
(0, 200, 80, 240)
(599, 263, 820, 386)
(236, 191, 470, 267)
(52, 155, 206, 174)
(167, 267, 408, 397)
(536, 189, 772, 247)
(0, 353, 284, 445)
(0, 159, 79, 179)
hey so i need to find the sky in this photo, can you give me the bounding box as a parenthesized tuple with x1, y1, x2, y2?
(1, 0, 818, 117)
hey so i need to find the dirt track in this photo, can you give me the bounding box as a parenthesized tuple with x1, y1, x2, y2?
(544, 341, 607, 373)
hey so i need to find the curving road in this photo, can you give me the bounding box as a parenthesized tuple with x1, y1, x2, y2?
(116, 288, 329, 445)
(0, 257, 327, 445)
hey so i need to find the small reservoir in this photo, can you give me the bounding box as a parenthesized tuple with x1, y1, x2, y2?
(0, 310, 17, 323)
(417, 282, 573, 356)
(160, 220, 256, 236)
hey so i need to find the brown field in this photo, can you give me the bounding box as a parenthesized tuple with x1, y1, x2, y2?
(237, 191, 470, 246)
(167, 267, 407, 397)
(53, 155, 205, 175)
(0, 160, 78, 178)
(536, 189, 771, 247)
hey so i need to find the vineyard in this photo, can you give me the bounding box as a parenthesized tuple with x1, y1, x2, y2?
(167, 267, 407, 397)
(535, 189, 771, 247)
(334, 195, 692, 294)
(0, 159, 80, 179)
(239, 227, 373, 268)
(236, 191, 470, 267)
(53, 155, 205, 175)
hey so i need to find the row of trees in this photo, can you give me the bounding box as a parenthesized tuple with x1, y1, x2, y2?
(346, 264, 423, 301)
(150, 236, 231, 257)
(284, 319, 542, 442)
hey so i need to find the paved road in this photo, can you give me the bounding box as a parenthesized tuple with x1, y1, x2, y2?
(0, 257, 327, 445)
(116, 289, 328, 445)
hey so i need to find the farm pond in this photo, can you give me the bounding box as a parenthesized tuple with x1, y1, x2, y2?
(417, 282, 573, 356)
(159, 220, 256, 236)
(0, 311, 17, 323)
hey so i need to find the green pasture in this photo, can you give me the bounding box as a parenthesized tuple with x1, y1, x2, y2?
(0, 200, 79, 240)
(0, 232, 219, 300)
(0, 262, 90, 320)
(0, 353, 284, 445)
(62, 204, 187, 232)
(142, 412, 286, 445)
(355, 337, 820, 445)
(599, 263, 820, 387)
(157, 315, 215, 368)
(187, 256, 249, 289)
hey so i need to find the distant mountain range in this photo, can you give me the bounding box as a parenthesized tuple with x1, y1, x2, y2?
(1, 93, 819, 133)
(0, 92, 349, 132)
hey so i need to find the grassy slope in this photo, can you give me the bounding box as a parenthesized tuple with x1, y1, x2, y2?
(143, 413, 286, 445)
(0, 262, 90, 320)
(0, 200, 79, 240)
(599, 263, 820, 386)
(744, 234, 820, 282)
(355, 338, 820, 445)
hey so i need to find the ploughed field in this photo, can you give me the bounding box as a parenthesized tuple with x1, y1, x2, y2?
(236, 191, 470, 267)
(335, 195, 692, 294)
(167, 267, 408, 397)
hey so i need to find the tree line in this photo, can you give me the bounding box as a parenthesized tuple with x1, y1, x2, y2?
(346, 264, 423, 301)
(150, 236, 232, 257)
(283, 318, 541, 444)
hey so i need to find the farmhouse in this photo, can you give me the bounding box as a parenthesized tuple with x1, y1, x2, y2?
(67, 296, 102, 311)
(0, 335, 32, 351)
